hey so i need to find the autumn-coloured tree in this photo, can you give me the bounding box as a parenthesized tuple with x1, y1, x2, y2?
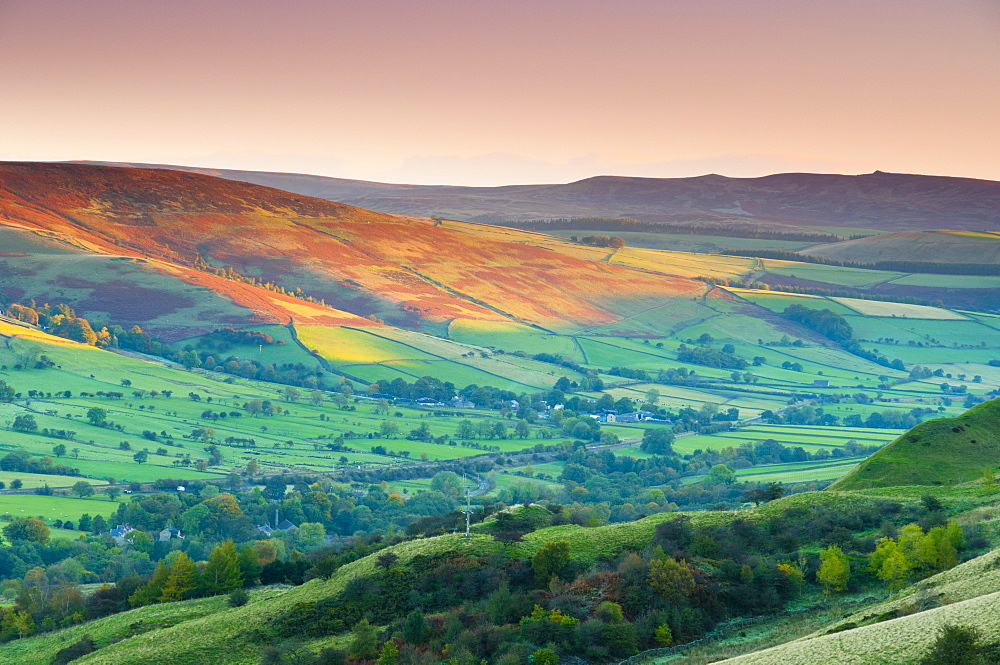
(200, 540, 244, 596)
(647, 550, 696, 604)
(818, 545, 851, 592)
(159, 552, 198, 602)
(129, 562, 169, 607)
(3, 517, 50, 544)
(532, 540, 571, 584)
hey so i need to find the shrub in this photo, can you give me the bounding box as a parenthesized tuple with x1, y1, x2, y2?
(51, 635, 96, 664)
(919, 624, 989, 665)
(228, 588, 250, 607)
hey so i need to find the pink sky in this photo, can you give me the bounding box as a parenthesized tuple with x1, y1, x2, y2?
(1, 0, 998, 185)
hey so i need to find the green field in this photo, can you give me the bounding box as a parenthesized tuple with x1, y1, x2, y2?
(762, 261, 905, 287)
(664, 424, 902, 457)
(0, 494, 123, 523)
(832, 297, 968, 319)
(1, 237, 998, 516)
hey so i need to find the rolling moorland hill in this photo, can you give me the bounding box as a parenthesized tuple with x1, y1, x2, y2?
(830, 396, 1000, 490)
(75, 161, 1000, 231)
(0, 223, 383, 341)
(799, 230, 1000, 265)
(0, 162, 702, 336)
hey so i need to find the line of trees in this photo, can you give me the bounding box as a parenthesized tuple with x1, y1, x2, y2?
(706, 277, 945, 308)
(781, 304, 905, 370)
(721, 248, 1000, 276)
(506, 218, 845, 242)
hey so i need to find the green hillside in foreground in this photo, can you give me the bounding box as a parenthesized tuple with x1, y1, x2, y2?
(830, 397, 1000, 490)
(0, 490, 899, 665)
(715, 545, 1000, 665)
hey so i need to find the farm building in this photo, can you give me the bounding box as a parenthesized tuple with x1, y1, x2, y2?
(158, 526, 184, 541)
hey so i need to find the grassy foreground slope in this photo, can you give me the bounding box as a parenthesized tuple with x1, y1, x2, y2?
(715, 546, 1000, 665)
(0, 491, 884, 665)
(830, 397, 1000, 490)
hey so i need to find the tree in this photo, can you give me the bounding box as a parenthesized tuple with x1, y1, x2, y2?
(380, 420, 400, 438)
(430, 471, 463, 497)
(244, 459, 259, 476)
(640, 428, 675, 455)
(200, 540, 244, 595)
(132, 451, 149, 464)
(52, 443, 67, 457)
(293, 523, 326, 551)
(654, 624, 673, 645)
(12, 414, 37, 432)
(869, 537, 912, 590)
(456, 419, 476, 439)
(921, 494, 945, 512)
(264, 475, 287, 501)
(9, 479, 22, 490)
(91, 514, 107, 534)
(817, 545, 851, 592)
(238, 544, 262, 587)
(707, 464, 736, 485)
(86, 407, 107, 426)
(3, 517, 49, 544)
(72, 481, 95, 498)
(282, 386, 301, 402)
(0, 380, 14, 403)
(159, 552, 198, 602)
(181, 350, 200, 370)
(105, 486, 121, 501)
(979, 469, 997, 496)
(532, 540, 571, 583)
(129, 562, 169, 607)
(376, 640, 399, 665)
(531, 649, 558, 665)
(647, 554, 696, 604)
(348, 619, 378, 659)
(402, 610, 429, 644)
(645, 388, 660, 406)
(54, 317, 98, 345)
(920, 624, 989, 665)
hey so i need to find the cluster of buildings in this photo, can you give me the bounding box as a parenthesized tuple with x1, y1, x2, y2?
(108, 523, 185, 545)
(255, 519, 297, 537)
(590, 410, 672, 424)
(356, 394, 514, 410)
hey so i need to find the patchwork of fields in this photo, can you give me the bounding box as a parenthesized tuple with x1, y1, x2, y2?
(2, 219, 999, 520)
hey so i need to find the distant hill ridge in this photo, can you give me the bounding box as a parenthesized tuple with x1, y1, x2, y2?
(72, 161, 1000, 231)
(799, 230, 1000, 265)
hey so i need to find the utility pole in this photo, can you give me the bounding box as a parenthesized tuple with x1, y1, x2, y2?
(462, 474, 474, 538)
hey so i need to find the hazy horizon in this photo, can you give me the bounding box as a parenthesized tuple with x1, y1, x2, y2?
(2, 0, 998, 186)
